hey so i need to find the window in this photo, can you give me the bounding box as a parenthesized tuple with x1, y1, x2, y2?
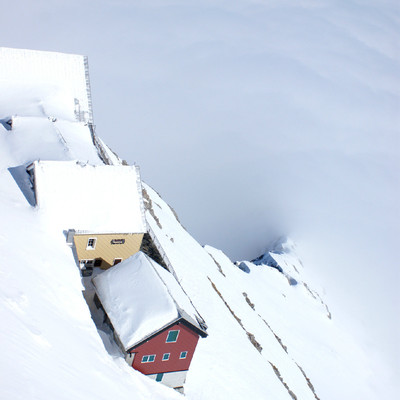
(94, 259, 102, 267)
(113, 258, 123, 266)
(179, 351, 188, 359)
(166, 330, 179, 343)
(111, 238, 125, 245)
(141, 355, 155, 363)
(162, 353, 170, 361)
(156, 373, 164, 382)
(86, 238, 96, 250)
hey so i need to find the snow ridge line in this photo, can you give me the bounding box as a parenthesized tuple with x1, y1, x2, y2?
(303, 283, 332, 319)
(258, 314, 288, 354)
(269, 361, 298, 400)
(296, 363, 321, 400)
(208, 253, 226, 277)
(135, 167, 147, 232)
(207, 276, 262, 353)
(142, 188, 163, 229)
(88, 124, 113, 165)
(243, 291, 321, 400)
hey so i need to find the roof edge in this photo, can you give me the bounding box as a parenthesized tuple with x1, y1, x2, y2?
(126, 316, 207, 353)
(72, 230, 146, 235)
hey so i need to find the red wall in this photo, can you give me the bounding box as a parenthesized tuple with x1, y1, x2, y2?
(130, 322, 200, 375)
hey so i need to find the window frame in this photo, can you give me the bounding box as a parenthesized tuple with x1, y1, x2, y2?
(165, 330, 180, 343)
(141, 354, 156, 363)
(86, 237, 97, 250)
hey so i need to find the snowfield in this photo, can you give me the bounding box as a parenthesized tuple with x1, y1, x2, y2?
(0, 47, 389, 399)
(143, 184, 377, 400)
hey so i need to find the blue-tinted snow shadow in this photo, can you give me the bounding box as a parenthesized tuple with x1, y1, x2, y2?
(8, 165, 36, 206)
(237, 262, 251, 273)
(0, 117, 12, 131)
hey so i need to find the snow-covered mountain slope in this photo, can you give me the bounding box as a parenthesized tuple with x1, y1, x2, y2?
(0, 47, 379, 399)
(143, 185, 376, 400)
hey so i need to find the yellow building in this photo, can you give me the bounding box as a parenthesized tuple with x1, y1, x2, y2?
(71, 231, 144, 272)
(30, 160, 147, 275)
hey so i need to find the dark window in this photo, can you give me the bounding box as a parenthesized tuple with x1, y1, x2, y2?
(179, 351, 188, 359)
(113, 258, 122, 266)
(156, 373, 164, 382)
(166, 330, 179, 343)
(162, 353, 170, 361)
(111, 239, 125, 245)
(87, 238, 96, 249)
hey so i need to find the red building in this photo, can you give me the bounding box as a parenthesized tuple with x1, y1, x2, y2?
(93, 252, 207, 391)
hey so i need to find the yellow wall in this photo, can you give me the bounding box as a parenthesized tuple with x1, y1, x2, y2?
(73, 233, 144, 269)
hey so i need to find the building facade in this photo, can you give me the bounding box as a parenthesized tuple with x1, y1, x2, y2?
(73, 232, 144, 271)
(127, 320, 204, 389)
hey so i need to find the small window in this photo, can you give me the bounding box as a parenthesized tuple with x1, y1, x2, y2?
(166, 330, 179, 343)
(179, 351, 188, 359)
(86, 238, 96, 250)
(111, 238, 125, 245)
(113, 258, 123, 266)
(94, 259, 102, 267)
(162, 353, 170, 361)
(141, 354, 156, 363)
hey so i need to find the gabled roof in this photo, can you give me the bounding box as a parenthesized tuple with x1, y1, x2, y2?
(32, 160, 146, 233)
(92, 252, 207, 351)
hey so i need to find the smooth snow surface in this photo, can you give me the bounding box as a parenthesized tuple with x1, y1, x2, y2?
(93, 252, 203, 350)
(0, 47, 92, 123)
(34, 160, 146, 233)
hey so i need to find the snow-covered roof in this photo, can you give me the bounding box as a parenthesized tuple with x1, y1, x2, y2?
(92, 252, 207, 351)
(0, 47, 92, 123)
(0, 48, 104, 166)
(33, 160, 146, 233)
